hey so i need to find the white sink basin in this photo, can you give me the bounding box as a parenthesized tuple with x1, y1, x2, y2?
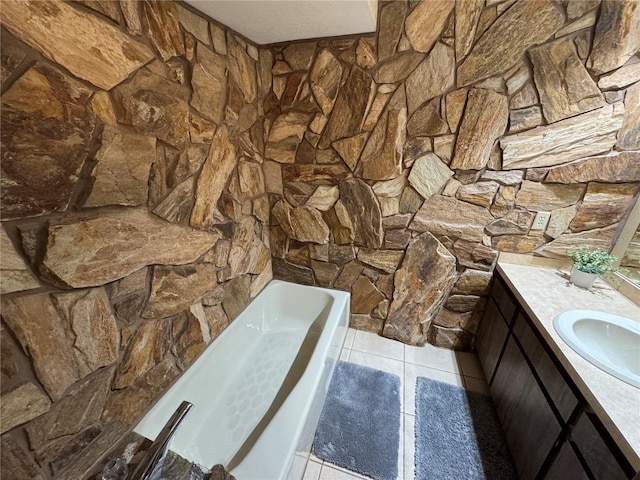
(553, 310, 640, 389)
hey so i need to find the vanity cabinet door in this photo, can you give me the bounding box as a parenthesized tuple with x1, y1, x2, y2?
(571, 412, 629, 480)
(476, 297, 509, 383)
(492, 276, 517, 321)
(513, 314, 579, 424)
(544, 442, 589, 480)
(491, 336, 561, 480)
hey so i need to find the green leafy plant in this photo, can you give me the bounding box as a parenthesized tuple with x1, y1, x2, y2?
(568, 247, 618, 275)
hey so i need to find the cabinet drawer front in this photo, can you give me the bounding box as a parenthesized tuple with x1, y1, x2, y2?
(476, 297, 510, 383)
(545, 443, 589, 480)
(491, 277, 517, 322)
(513, 313, 579, 424)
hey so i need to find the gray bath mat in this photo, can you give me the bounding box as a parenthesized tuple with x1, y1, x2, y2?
(415, 377, 517, 480)
(313, 361, 401, 480)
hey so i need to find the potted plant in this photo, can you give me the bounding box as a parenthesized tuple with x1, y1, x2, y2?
(568, 246, 618, 288)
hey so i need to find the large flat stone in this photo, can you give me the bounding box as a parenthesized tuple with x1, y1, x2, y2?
(265, 111, 310, 163)
(228, 37, 257, 104)
(310, 49, 343, 116)
(598, 57, 640, 89)
(450, 89, 508, 170)
(1, 0, 154, 90)
(407, 99, 448, 137)
(457, 0, 564, 86)
(569, 183, 639, 232)
(536, 224, 617, 258)
(1, 383, 51, 434)
(0, 228, 39, 294)
(515, 180, 586, 212)
(618, 81, 640, 150)
(405, 0, 455, 53)
(383, 232, 456, 345)
(191, 43, 227, 124)
(228, 217, 270, 275)
(191, 126, 237, 229)
(112, 68, 190, 148)
(377, 1, 407, 61)
(357, 87, 407, 180)
(455, 0, 484, 60)
(2, 288, 118, 400)
(141, 0, 184, 61)
(272, 258, 315, 286)
(282, 164, 351, 184)
(272, 200, 330, 244)
(530, 38, 604, 123)
(85, 126, 156, 207)
(115, 319, 168, 389)
(408, 153, 453, 198)
(1, 63, 95, 219)
(373, 51, 425, 84)
(500, 103, 625, 169)
(42, 208, 219, 288)
(1, 434, 46, 480)
(545, 151, 640, 183)
(351, 276, 385, 315)
(357, 249, 404, 274)
(405, 42, 455, 115)
(410, 195, 495, 242)
(320, 66, 374, 148)
(587, 0, 640, 75)
(339, 178, 384, 248)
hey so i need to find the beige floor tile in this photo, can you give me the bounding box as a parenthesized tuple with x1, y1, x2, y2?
(352, 330, 404, 361)
(405, 363, 464, 415)
(303, 460, 322, 480)
(319, 464, 366, 480)
(403, 414, 415, 480)
(405, 343, 461, 374)
(457, 351, 486, 379)
(309, 452, 323, 464)
(340, 348, 351, 361)
(343, 328, 357, 350)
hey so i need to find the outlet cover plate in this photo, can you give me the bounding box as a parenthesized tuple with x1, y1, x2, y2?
(531, 211, 551, 231)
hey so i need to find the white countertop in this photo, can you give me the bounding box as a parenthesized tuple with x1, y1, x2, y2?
(497, 257, 640, 470)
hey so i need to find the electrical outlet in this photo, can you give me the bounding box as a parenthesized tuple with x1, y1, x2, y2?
(531, 211, 551, 231)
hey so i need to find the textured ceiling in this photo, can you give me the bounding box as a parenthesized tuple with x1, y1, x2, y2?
(184, 0, 378, 45)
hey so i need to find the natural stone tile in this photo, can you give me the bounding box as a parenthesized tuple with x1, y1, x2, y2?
(282, 42, 316, 70)
(377, 1, 407, 61)
(480, 170, 524, 185)
(0, 228, 39, 295)
(2, 0, 153, 89)
(406, 42, 455, 115)
(569, 183, 639, 232)
(2, 289, 118, 400)
(325, 202, 356, 245)
(228, 37, 257, 104)
(373, 171, 408, 199)
(493, 234, 546, 253)
(399, 186, 424, 214)
(546, 205, 578, 238)
(485, 209, 534, 235)
(587, 0, 640, 74)
(190, 43, 226, 123)
(1, 63, 95, 219)
(457, 0, 563, 86)
(272, 258, 314, 286)
(320, 66, 374, 148)
(42, 208, 219, 288)
(452, 270, 492, 295)
(411, 195, 495, 242)
(442, 178, 462, 196)
(445, 88, 468, 132)
(91, 90, 117, 126)
(408, 153, 453, 198)
(355, 37, 376, 69)
(363, 91, 392, 132)
(452, 240, 498, 271)
(500, 103, 624, 169)
(428, 325, 474, 350)
(334, 261, 363, 291)
(530, 38, 605, 123)
(433, 134, 456, 163)
(272, 200, 330, 244)
(85, 126, 156, 207)
(332, 133, 367, 171)
(509, 83, 538, 109)
(515, 180, 586, 211)
(505, 64, 530, 96)
(265, 111, 310, 163)
(384, 232, 456, 345)
(358, 87, 407, 180)
(171, 311, 206, 370)
(113, 68, 189, 148)
(555, 9, 598, 37)
(356, 249, 404, 274)
(1, 383, 51, 434)
(618, 81, 640, 149)
(176, 3, 209, 44)
(339, 178, 384, 248)
(238, 161, 265, 198)
(405, 0, 455, 53)
(191, 126, 237, 229)
(508, 106, 543, 133)
(141, 0, 184, 60)
(455, 0, 484, 60)
(114, 319, 167, 389)
(407, 99, 449, 137)
(120, 0, 142, 35)
(490, 185, 516, 217)
(598, 57, 640, 90)
(536, 224, 617, 258)
(545, 151, 640, 183)
(433, 308, 475, 332)
(228, 217, 269, 275)
(456, 181, 500, 208)
(306, 185, 339, 211)
(445, 295, 481, 313)
(0, 37, 27, 86)
(450, 89, 508, 170)
(308, 260, 337, 288)
(1, 434, 46, 480)
(351, 276, 385, 315)
(373, 51, 425, 84)
(566, 0, 600, 20)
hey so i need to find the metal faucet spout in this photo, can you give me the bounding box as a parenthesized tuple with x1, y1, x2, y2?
(129, 400, 193, 480)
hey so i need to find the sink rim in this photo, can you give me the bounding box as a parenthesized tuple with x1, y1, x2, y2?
(553, 310, 640, 389)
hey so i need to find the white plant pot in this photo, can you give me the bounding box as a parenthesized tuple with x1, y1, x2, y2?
(570, 269, 598, 288)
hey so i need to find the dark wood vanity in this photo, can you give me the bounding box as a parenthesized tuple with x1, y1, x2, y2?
(476, 272, 637, 480)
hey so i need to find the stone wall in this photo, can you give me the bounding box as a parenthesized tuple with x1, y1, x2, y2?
(0, 1, 271, 478)
(265, 0, 640, 347)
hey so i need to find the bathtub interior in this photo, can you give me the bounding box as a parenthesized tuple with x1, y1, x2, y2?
(133, 280, 349, 479)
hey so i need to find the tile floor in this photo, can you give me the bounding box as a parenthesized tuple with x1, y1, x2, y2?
(303, 328, 490, 480)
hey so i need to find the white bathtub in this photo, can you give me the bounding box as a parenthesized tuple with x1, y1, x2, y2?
(134, 280, 350, 479)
